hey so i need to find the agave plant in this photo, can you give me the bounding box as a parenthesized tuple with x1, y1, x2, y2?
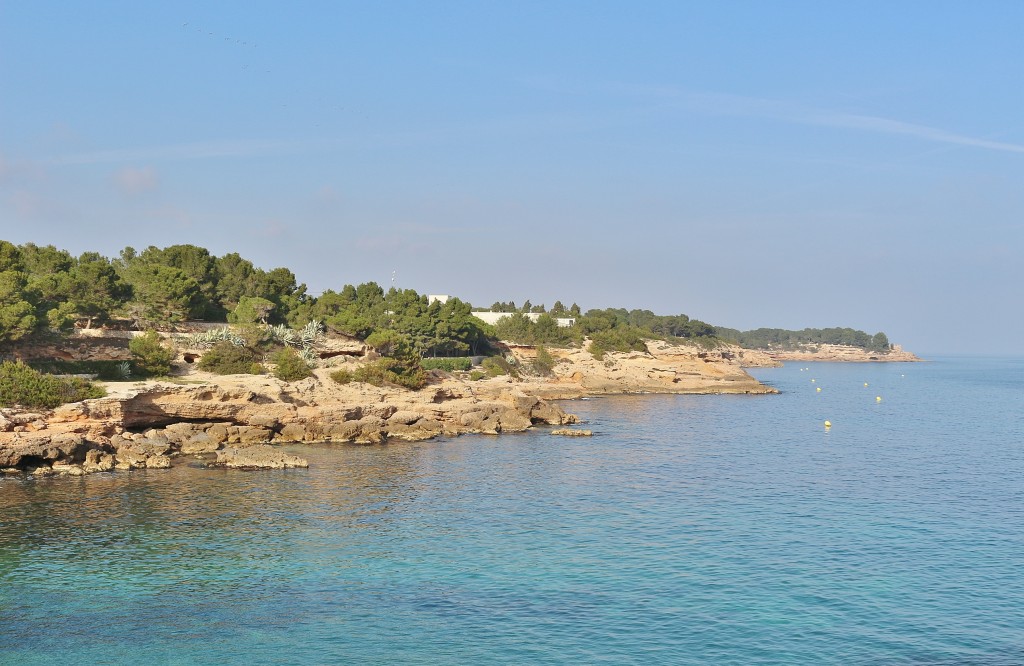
(116, 361, 132, 380)
(181, 332, 205, 349)
(266, 324, 296, 346)
(184, 327, 247, 349)
(299, 320, 325, 347)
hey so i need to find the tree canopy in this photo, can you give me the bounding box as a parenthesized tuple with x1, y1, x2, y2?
(714, 326, 891, 352)
(0, 239, 895, 359)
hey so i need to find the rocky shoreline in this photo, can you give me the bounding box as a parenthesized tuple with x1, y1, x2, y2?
(0, 375, 578, 477)
(0, 339, 776, 477)
(757, 343, 922, 364)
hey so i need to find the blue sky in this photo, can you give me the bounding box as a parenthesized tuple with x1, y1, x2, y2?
(2, 1, 1022, 354)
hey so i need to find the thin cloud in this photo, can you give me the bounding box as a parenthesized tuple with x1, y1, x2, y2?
(682, 90, 1024, 154)
(805, 111, 1024, 153)
(47, 139, 313, 166)
(114, 166, 158, 194)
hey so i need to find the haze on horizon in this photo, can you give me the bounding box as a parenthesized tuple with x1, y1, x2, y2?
(2, 2, 1022, 355)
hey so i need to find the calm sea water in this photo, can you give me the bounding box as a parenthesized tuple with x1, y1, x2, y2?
(2, 356, 1023, 664)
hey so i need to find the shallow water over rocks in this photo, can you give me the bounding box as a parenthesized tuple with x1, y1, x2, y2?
(2, 356, 1022, 664)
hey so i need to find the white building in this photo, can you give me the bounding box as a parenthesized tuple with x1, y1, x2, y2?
(471, 311, 576, 328)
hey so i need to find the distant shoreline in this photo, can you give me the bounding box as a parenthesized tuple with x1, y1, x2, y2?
(754, 344, 922, 365)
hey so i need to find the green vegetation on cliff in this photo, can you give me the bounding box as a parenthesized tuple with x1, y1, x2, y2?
(489, 306, 718, 355)
(0, 240, 895, 378)
(129, 331, 176, 377)
(0, 241, 492, 363)
(0, 361, 106, 409)
(714, 326, 891, 352)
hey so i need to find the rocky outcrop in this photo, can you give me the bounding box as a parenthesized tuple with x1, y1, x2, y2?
(504, 340, 778, 398)
(0, 337, 785, 478)
(213, 445, 308, 470)
(761, 343, 922, 363)
(0, 371, 577, 476)
(0, 432, 93, 469)
(551, 429, 593, 437)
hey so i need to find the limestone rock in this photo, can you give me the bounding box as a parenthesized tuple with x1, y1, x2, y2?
(145, 455, 172, 469)
(386, 418, 443, 441)
(205, 423, 230, 444)
(180, 433, 220, 454)
(83, 449, 115, 473)
(765, 343, 922, 363)
(51, 463, 86, 476)
(276, 423, 308, 442)
(212, 445, 308, 470)
(0, 433, 88, 468)
(387, 410, 422, 426)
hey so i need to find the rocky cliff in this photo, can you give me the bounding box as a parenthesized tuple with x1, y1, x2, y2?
(1, 338, 776, 476)
(0, 370, 578, 476)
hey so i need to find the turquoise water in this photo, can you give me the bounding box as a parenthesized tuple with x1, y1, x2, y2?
(2, 356, 1023, 664)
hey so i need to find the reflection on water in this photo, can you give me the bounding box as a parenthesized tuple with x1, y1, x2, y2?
(2, 357, 1024, 664)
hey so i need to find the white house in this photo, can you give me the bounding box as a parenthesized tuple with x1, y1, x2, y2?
(471, 311, 576, 328)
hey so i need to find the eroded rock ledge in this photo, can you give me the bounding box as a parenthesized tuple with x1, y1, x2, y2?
(0, 339, 779, 477)
(0, 374, 577, 476)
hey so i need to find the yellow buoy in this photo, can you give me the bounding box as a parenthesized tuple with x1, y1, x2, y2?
(876, 396, 882, 402)
(811, 379, 816, 383)
(824, 420, 832, 428)
(816, 387, 822, 392)
(864, 382, 868, 387)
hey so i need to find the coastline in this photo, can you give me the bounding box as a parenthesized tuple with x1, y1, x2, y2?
(759, 343, 923, 364)
(2, 337, 922, 478)
(0, 340, 776, 477)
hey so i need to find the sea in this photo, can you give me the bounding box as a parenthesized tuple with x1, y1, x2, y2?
(2, 355, 1023, 665)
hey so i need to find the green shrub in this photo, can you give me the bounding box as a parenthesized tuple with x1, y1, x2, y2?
(533, 346, 554, 376)
(365, 329, 416, 358)
(333, 361, 427, 390)
(270, 347, 313, 382)
(330, 368, 353, 385)
(0, 361, 106, 409)
(129, 330, 175, 376)
(354, 358, 427, 390)
(481, 356, 518, 378)
(197, 340, 264, 375)
(469, 370, 485, 381)
(588, 327, 648, 360)
(356, 329, 427, 389)
(421, 357, 473, 372)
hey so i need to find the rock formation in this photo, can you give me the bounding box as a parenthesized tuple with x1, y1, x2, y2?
(756, 343, 922, 364)
(0, 337, 781, 477)
(0, 370, 578, 476)
(506, 340, 779, 398)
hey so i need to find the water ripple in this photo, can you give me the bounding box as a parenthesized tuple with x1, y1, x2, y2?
(1, 357, 1023, 664)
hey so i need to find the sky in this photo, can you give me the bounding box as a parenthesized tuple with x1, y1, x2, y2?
(2, 1, 1022, 354)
